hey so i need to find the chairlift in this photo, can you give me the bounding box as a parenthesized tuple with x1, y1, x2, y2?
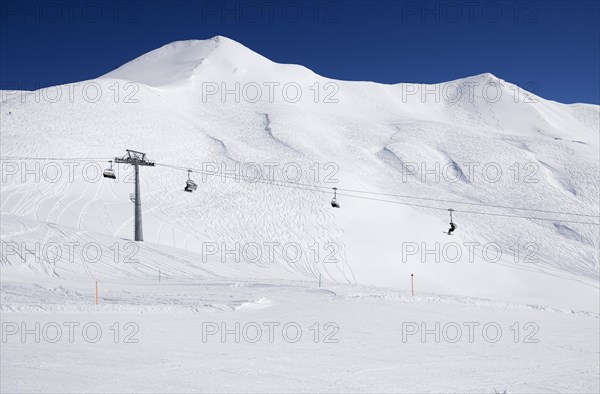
(445, 208, 457, 235)
(103, 160, 116, 180)
(331, 187, 340, 208)
(184, 169, 198, 192)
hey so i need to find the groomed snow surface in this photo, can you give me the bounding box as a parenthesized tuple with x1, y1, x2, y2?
(1, 36, 599, 392)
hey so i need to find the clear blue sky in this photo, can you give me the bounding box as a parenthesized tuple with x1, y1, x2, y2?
(1, 0, 598, 104)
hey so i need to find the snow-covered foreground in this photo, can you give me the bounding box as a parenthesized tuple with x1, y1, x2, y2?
(1, 36, 599, 392)
(2, 278, 598, 393)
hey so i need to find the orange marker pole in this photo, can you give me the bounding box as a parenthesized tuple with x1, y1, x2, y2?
(411, 274, 414, 296)
(95, 280, 98, 305)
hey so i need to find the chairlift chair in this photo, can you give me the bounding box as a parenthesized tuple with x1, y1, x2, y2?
(446, 209, 457, 235)
(331, 187, 340, 208)
(103, 161, 116, 180)
(184, 169, 198, 192)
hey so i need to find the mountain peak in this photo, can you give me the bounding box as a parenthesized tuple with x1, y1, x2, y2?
(100, 36, 269, 86)
(460, 72, 502, 84)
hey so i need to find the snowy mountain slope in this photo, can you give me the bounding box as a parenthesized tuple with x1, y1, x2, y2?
(1, 36, 599, 313)
(0, 213, 301, 284)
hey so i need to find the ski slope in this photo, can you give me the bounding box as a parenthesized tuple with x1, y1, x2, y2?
(1, 36, 599, 392)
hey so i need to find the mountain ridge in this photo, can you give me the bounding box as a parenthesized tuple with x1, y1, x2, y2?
(0, 35, 598, 313)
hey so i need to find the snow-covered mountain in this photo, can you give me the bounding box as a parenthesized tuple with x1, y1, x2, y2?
(1, 35, 599, 393)
(1, 36, 598, 311)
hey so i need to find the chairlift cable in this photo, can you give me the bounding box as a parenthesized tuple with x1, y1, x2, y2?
(156, 162, 600, 224)
(2, 155, 598, 224)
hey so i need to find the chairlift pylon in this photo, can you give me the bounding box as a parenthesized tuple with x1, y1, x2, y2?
(184, 169, 198, 192)
(103, 160, 116, 180)
(331, 187, 340, 208)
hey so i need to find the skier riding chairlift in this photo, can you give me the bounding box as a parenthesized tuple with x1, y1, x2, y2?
(447, 221, 456, 235)
(446, 208, 457, 235)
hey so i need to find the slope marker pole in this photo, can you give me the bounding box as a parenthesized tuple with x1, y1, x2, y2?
(411, 274, 414, 297)
(95, 280, 98, 305)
